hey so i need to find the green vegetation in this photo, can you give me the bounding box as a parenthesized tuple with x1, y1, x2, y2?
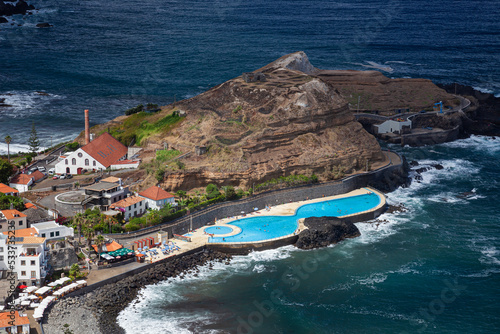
(0, 192, 24, 211)
(232, 105, 242, 113)
(125, 104, 144, 116)
(156, 149, 181, 163)
(205, 183, 221, 199)
(65, 142, 79, 151)
(0, 159, 13, 184)
(155, 166, 165, 183)
(28, 122, 40, 154)
(110, 111, 183, 146)
(254, 174, 319, 192)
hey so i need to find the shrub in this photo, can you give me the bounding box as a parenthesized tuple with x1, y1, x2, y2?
(125, 104, 144, 116)
(206, 184, 220, 199)
(65, 142, 79, 151)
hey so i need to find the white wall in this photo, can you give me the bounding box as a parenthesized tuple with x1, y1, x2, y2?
(55, 148, 106, 174)
(142, 197, 176, 210)
(9, 178, 33, 193)
(110, 162, 140, 170)
(0, 238, 47, 286)
(33, 223, 74, 240)
(375, 120, 412, 134)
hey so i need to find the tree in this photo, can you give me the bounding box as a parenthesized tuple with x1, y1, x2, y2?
(69, 263, 81, 278)
(4, 136, 11, 162)
(0, 159, 13, 184)
(73, 212, 84, 245)
(28, 122, 40, 155)
(205, 183, 220, 199)
(223, 186, 236, 200)
(95, 234, 105, 262)
(155, 166, 165, 183)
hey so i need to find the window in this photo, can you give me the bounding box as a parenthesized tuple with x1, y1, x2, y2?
(93, 160, 96, 166)
(0, 246, 3, 252)
(72, 158, 76, 165)
(21, 271, 26, 276)
(134, 203, 137, 209)
(50, 232, 54, 238)
(85, 159, 89, 166)
(78, 152, 83, 158)
(56, 231, 60, 236)
(31, 260, 35, 266)
(19, 220, 23, 226)
(21, 260, 26, 266)
(41, 233, 45, 238)
(0, 255, 3, 261)
(31, 271, 36, 278)
(65, 159, 68, 165)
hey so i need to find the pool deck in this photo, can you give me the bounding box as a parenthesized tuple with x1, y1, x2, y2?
(187, 187, 386, 246)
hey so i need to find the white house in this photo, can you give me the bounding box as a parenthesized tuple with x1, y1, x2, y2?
(374, 119, 412, 135)
(0, 183, 19, 196)
(0, 209, 28, 233)
(9, 174, 34, 193)
(109, 195, 146, 221)
(138, 186, 176, 210)
(55, 132, 134, 175)
(0, 231, 49, 287)
(31, 221, 74, 241)
(0, 311, 30, 334)
(82, 176, 130, 208)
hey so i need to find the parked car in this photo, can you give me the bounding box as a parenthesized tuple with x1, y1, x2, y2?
(59, 174, 66, 179)
(48, 168, 55, 175)
(52, 176, 59, 180)
(38, 166, 46, 172)
(65, 173, 73, 179)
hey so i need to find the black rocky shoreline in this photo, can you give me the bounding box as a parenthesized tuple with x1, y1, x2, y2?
(45, 249, 232, 334)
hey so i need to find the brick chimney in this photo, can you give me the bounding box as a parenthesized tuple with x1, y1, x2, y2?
(85, 109, 90, 145)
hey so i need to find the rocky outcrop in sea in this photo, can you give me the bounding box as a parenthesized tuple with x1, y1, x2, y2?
(296, 216, 361, 249)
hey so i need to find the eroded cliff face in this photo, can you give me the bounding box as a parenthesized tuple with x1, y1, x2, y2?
(157, 52, 383, 191)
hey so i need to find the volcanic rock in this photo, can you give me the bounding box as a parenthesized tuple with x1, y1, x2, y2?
(36, 22, 52, 28)
(296, 216, 361, 249)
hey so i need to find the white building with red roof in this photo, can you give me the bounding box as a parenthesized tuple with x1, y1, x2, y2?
(0, 183, 19, 196)
(0, 209, 28, 233)
(9, 174, 34, 193)
(109, 195, 146, 221)
(139, 186, 176, 210)
(54, 132, 139, 175)
(0, 311, 30, 333)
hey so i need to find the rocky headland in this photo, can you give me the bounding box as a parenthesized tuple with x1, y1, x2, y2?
(296, 216, 361, 250)
(44, 249, 232, 334)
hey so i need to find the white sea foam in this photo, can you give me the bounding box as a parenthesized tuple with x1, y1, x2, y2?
(0, 91, 63, 118)
(441, 135, 500, 154)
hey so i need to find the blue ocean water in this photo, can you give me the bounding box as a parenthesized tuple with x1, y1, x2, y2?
(210, 193, 380, 243)
(1, 0, 499, 153)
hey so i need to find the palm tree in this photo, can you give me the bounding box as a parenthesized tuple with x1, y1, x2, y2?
(73, 213, 84, 245)
(4, 136, 11, 162)
(95, 234, 105, 262)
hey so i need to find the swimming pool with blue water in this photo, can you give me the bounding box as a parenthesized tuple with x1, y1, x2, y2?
(209, 192, 381, 243)
(204, 226, 234, 235)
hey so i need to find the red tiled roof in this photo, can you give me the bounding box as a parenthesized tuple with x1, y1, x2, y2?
(2, 227, 36, 237)
(81, 132, 127, 168)
(109, 195, 145, 209)
(31, 170, 45, 182)
(25, 202, 37, 209)
(139, 186, 174, 201)
(9, 174, 33, 185)
(0, 209, 27, 220)
(0, 183, 18, 194)
(0, 311, 30, 328)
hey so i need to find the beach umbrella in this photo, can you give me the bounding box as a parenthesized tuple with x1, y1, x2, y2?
(254, 207, 258, 210)
(241, 211, 245, 214)
(19, 285, 28, 289)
